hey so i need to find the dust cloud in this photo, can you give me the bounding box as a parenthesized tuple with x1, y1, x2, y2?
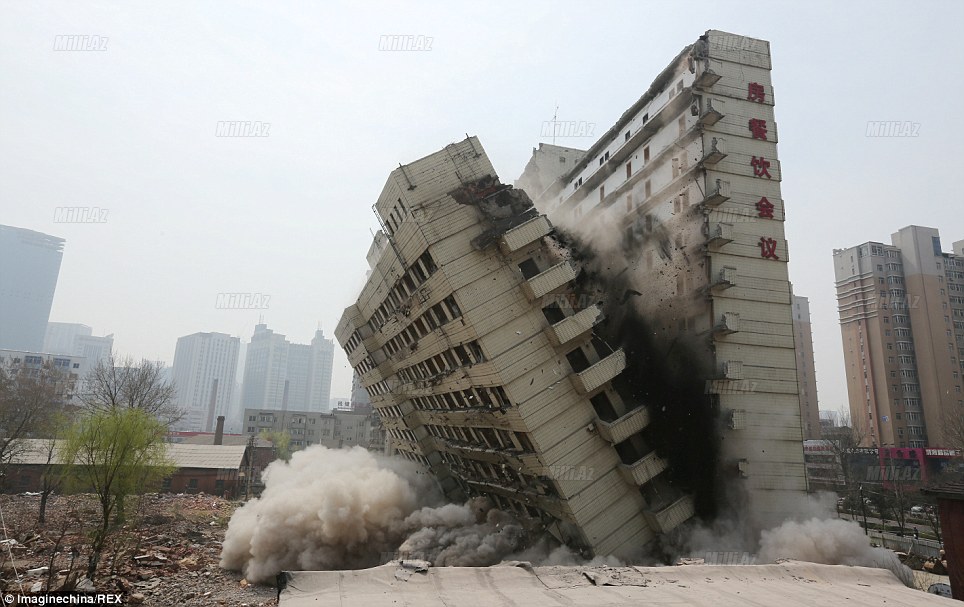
(219, 445, 528, 582)
(759, 518, 914, 587)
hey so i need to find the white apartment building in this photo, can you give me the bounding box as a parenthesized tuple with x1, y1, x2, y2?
(172, 332, 240, 432)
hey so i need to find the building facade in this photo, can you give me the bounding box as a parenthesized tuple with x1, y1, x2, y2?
(44, 322, 114, 367)
(240, 324, 334, 413)
(792, 296, 821, 439)
(339, 30, 806, 560)
(833, 226, 964, 448)
(0, 349, 88, 405)
(172, 332, 241, 432)
(243, 407, 385, 453)
(522, 30, 807, 534)
(0, 225, 64, 352)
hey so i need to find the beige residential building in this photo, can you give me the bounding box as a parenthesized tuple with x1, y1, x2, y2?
(338, 30, 807, 559)
(833, 226, 964, 448)
(524, 30, 807, 532)
(792, 296, 821, 439)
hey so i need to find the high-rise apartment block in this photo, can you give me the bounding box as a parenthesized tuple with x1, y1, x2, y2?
(792, 296, 820, 440)
(339, 30, 807, 560)
(0, 225, 64, 352)
(240, 324, 334, 413)
(172, 332, 241, 432)
(834, 225, 964, 448)
(525, 30, 806, 533)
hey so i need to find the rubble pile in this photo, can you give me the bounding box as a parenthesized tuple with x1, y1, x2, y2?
(0, 493, 277, 606)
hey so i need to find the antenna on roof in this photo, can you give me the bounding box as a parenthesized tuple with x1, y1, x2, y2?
(552, 103, 559, 145)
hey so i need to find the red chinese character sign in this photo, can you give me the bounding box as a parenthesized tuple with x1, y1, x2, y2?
(756, 197, 774, 218)
(759, 237, 779, 259)
(749, 118, 768, 140)
(751, 156, 771, 178)
(747, 82, 765, 103)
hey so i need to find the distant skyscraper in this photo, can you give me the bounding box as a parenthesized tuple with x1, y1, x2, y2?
(791, 295, 820, 440)
(350, 372, 371, 409)
(0, 225, 65, 352)
(240, 324, 334, 412)
(241, 324, 290, 411)
(834, 225, 964, 448)
(307, 329, 335, 411)
(172, 332, 240, 432)
(44, 322, 114, 366)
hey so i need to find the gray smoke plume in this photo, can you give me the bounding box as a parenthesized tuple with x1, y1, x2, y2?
(219, 445, 528, 582)
(758, 517, 914, 587)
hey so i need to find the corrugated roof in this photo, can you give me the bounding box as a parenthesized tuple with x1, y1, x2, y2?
(6, 439, 246, 470)
(279, 561, 948, 607)
(166, 444, 247, 469)
(922, 479, 964, 500)
(174, 434, 272, 448)
(3, 439, 63, 466)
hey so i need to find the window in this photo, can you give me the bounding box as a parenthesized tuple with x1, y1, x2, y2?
(678, 115, 686, 136)
(188, 479, 199, 489)
(626, 162, 632, 179)
(600, 186, 605, 203)
(643, 146, 650, 163)
(625, 130, 631, 142)
(645, 180, 652, 198)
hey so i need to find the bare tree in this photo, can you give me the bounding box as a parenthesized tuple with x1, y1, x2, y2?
(79, 355, 181, 426)
(0, 360, 66, 477)
(942, 401, 964, 454)
(37, 415, 70, 524)
(822, 407, 868, 520)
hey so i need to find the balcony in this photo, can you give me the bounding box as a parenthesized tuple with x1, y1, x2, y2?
(702, 179, 730, 207)
(500, 216, 551, 254)
(701, 137, 726, 165)
(697, 98, 724, 127)
(713, 312, 740, 336)
(644, 495, 696, 534)
(711, 266, 737, 291)
(693, 60, 721, 89)
(720, 360, 744, 381)
(546, 305, 601, 347)
(707, 222, 733, 247)
(521, 261, 577, 301)
(572, 349, 626, 394)
(597, 406, 651, 444)
(619, 451, 669, 487)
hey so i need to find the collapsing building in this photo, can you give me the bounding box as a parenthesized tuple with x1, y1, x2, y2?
(336, 30, 807, 560)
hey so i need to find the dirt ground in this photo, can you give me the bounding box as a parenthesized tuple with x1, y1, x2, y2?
(0, 492, 277, 606)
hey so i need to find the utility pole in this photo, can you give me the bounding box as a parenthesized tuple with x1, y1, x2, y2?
(859, 484, 869, 535)
(245, 433, 256, 500)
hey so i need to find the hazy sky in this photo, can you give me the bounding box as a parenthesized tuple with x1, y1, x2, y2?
(2, 1, 962, 407)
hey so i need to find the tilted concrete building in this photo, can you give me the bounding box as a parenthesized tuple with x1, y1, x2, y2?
(338, 30, 807, 559)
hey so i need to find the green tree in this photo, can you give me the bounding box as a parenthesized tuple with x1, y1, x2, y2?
(259, 429, 293, 462)
(60, 407, 175, 580)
